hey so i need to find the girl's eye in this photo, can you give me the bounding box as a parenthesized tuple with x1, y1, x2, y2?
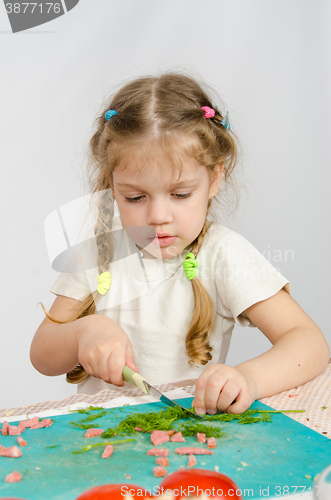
(124, 193, 191, 202)
(124, 196, 144, 203)
(173, 193, 192, 199)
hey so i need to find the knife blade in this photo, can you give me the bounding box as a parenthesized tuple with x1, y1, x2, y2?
(122, 365, 204, 419)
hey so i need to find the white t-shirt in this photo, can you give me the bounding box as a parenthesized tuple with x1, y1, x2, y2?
(50, 218, 290, 394)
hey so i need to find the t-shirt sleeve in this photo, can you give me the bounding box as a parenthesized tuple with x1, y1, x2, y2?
(215, 231, 290, 327)
(50, 249, 92, 302)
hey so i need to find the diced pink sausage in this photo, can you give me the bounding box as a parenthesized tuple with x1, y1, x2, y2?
(170, 431, 185, 443)
(207, 437, 216, 448)
(149, 429, 175, 435)
(17, 436, 27, 447)
(0, 446, 23, 458)
(174, 447, 214, 455)
(19, 416, 39, 429)
(101, 444, 114, 459)
(30, 418, 53, 430)
(17, 423, 27, 434)
(188, 454, 197, 467)
(153, 466, 167, 477)
(197, 432, 206, 443)
(1, 421, 9, 436)
(85, 428, 104, 438)
(5, 471, 23, 483)
(150, 429, 175, 435)
(147, 448, 169, 457)
(134, 427, 144, 432)
(156, 457, 169, 467)
(9, 425, 22, 436)
(150, 430, 170, 446)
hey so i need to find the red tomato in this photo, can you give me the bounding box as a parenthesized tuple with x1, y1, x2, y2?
(75, 484, 154, 500)
(159, 469, 242, 499)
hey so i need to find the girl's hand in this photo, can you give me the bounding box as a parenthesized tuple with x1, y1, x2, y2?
(76, 314, 137, 386)
(192, 364, 258, 415)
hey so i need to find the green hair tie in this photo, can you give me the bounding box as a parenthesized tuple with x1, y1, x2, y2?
(183, 252, 198, 280)
(97, 271, 112, 295)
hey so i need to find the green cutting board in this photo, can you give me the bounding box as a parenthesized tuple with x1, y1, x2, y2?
(0, 398, 330, 499)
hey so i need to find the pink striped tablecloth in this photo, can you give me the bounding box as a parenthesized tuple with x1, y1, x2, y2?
(1, 363, 330, 437)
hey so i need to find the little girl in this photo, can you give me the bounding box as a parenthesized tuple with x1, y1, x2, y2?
(30, 73, 329, 416)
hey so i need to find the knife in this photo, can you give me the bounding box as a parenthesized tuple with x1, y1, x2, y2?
(122, 365, 204, 420)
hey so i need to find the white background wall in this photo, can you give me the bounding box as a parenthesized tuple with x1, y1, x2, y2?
(1, 0, 330, 409)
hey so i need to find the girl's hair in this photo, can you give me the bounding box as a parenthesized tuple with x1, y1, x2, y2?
(44, 73, 238, 384)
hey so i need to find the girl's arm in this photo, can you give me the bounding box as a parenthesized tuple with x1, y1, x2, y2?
(193, 289, 330, 415)
(30, 295, 136, 386)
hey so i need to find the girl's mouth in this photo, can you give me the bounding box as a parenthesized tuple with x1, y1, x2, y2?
(150, 235, 177, 247)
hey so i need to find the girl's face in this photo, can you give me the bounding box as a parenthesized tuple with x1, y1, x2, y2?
(111, 150, 222, 260)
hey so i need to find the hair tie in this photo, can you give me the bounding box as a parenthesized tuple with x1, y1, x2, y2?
(221, 111, 231, 131)
(183, 252, 198, 280)
(105, 110, 117, 121)
(97, 271, 112, 295)
(201, 106, 215, 119)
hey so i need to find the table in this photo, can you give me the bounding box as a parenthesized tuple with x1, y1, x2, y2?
(1, 362, 330, 436)
(1, 362, 330, 500)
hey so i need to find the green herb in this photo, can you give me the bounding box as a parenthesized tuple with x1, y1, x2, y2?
(68, 407, 112, 429)
(178, 423, 225, 438)
(322, 406, 328, 410)
(68, 422, 101, 430)
(73, 405, 305, 440)
(203, 408, 305, 425)
(82, 411, 109, 421)
(71, 405, 106, 414)
(102, 406, 191, 438)
(73, 438, 135, 454)
(45, 444, 62, 449)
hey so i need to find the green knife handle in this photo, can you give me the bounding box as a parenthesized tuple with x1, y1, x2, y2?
(122, 365, 148, 394)
(122, 365, 137, 385)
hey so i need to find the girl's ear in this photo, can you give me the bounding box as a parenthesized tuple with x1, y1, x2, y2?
(209, 164, 223, 199)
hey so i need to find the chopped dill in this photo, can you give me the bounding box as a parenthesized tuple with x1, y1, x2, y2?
(206, 408, 304, 424)
(73, 438, 135, 454)
(45, 444, 62, 449)
(203, 409, 271, 425)
(72, 405, 106, 414)
(68, 407, 111, 429)
(101, 406, 305, 438)
(79, 411, 109, 422)
(69, 403, 305, 440)
(68, 422, 101, 430)
(102, 406, 190, 438)
(178, 423, 225, 438)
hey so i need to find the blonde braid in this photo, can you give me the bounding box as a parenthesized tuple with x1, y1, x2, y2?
(94, 189, 115, 274)
(185, 216, 214, 366)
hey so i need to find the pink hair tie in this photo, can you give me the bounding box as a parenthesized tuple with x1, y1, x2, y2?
(201, 106, 215, 119)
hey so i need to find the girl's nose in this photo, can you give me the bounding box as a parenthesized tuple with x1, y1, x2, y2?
(146, 197, 173, 226)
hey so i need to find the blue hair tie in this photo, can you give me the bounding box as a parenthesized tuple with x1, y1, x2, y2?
(221, 111, 231, 131)
(105, 110, 117, 121)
